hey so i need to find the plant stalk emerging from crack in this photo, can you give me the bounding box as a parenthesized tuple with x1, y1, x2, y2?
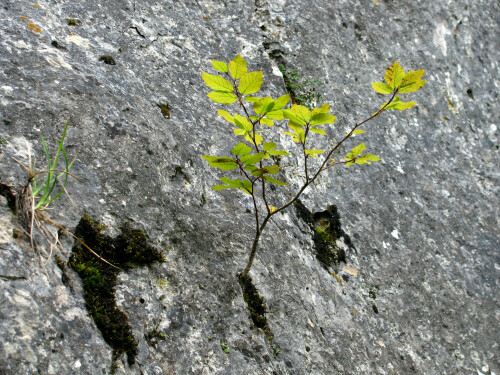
(201, 56, 425, 277)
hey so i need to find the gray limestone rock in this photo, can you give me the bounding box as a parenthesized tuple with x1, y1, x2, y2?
(0, 0, 498, 374)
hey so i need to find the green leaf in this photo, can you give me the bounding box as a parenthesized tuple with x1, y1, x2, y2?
(382, 96, 416, 110)
(212, 60, 228, 72)
(284, 104, 311, 124)
(288, 123, 305, 142)
(398, 80, 426, 94)
(282, 131, 300, 143)
(238, 71, 263, 95)
(209, 161, 238, 170)
(384, 62, 406, 89)
(311, 104, 330, 115)
(350, 143, 366, 157)
(232, 142, 252, 156)
(355, 154, 381, 165)
(273, 94, 290, 109)
(345, 129, 366, 136)
(309, 113, 336, 126)
(234, 114, 253, 131)
(202, 72, 233, 92)
(240, 152, 264, 165)
(263, 175, 287, 186)
(305, 149, 325, 158)
(403, 70, 425, 83)
(245, 131, 263, 146)
(259, 118, 275, 126)
(268, 150, 290, 156)
(372, 82, 393, 94)
(201, 155, 233, 163)
(212, 184, 233, 191)
(245, 96, 261, 103)
(217, 110, 235, 124)
(207, 91, 238, 104)
(228, 55, 247, 79)
(254, 97, 275, 115)
(310, 128, 327, 135)
(265, 110, 284, 120)
(263, 142, 277, 151)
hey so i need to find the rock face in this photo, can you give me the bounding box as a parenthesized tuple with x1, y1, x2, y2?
(0, 0, 498, 374)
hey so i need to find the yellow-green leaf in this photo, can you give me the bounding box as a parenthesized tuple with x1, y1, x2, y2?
(207, 91, 237, 104)
(228, 54, 247, 79)
(382, 96, 416, 110)
(202, 72, 233, 92)
(403, 70, 425, 84)
(289, 122, 305, 142)
(263, 175, 287, 186)
(398, 80, 426, 94)
(268, 150, 290, 156)
(372, 82, 393, 94)
(254, 97, 275, 115)
(345, 129, 366, 136)
(212, 60, 228, 72)
(355, 154, 381, 165)
(310, 128, 327, 135)
(351, 143, 366, 157)
(245, 96, 261, 103)
(238, 71, 263, 95)
(263, 142, 276, 151)
(312, 104, 330, 115)
(384, 62, 406, 89)
(266, 110, 284, 120)
(282, 131, 300, 143)
(241, 152, 264, 165)
(217, 110, 235, 124)
(234, 114, 253, 131)
(273, 94, 290, 109)
(290, 104, 311, 123)
(232, 142, 252, 156)
(309, 113, 336, 126)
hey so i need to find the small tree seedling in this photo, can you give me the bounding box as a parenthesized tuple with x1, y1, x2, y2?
(201, 55, 425, 277)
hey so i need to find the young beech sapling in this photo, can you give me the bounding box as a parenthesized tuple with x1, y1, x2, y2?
(201, 55, 425, 277)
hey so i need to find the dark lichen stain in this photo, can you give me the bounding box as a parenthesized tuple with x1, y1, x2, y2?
(69, 214, 164, 369)
(238, 274, 275, 347)
(0, 182, 16, 214)
(51, 40, 67, 50)
(295, 199, 351, 269)
(99, 55, 116, 65)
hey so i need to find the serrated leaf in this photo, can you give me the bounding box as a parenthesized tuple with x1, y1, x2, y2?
(232, 142, 252, 156)
(212, 60, 228, 72)
(345, 129, 366, 136)
(201, 155, 233, 163)
(228, 54, 247, 79)
(285, 104, 311, 124)
(384, 62, 406, 89)
(207, 91, 237, 104)
(254, 97, 275, 115)
(351, 143, 366, 157)
(398, 80, 426, 94)
(209, 161, 238, 170)
(234, 114, 253, 131)
(217, 109, 235, 124)
(312, 103, 330, 115)
(310, 113, 336, 126)
(263, 175, 287, 186)
(265, 110, 284, 120)
(212, 184, 233, 191)
(310, 128, 327, 135)
(273, 94, 290, 109)
(372, 82, 393, 94)
(282, 131, 300, 143)
(382, 96, 416, 110)
(202, 72, 233, 92)
(245, 96, 261, 103)
(403, 70, 425, 84)
(355, 154, 381, 165)
(268, 150, 290, 156)
(263, 142, 277, 151)
(238, 71, 263, 95)
(240, 152, 264, 165)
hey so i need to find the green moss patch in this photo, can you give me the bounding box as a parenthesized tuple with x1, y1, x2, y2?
(295, 199, 350, 269)
(238, 274, 275, 349)
(69, 214, 164, 368)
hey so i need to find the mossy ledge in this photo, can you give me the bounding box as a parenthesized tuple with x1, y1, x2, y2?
(238, 274, 276, 350)
(294, 199, 351, 269)
(69, 214, 164, 369)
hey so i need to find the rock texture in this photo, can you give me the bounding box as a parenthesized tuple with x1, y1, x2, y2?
(0, 0, 499, 374)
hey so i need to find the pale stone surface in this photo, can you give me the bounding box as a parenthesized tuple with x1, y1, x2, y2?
(0, 0, 498, 374)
